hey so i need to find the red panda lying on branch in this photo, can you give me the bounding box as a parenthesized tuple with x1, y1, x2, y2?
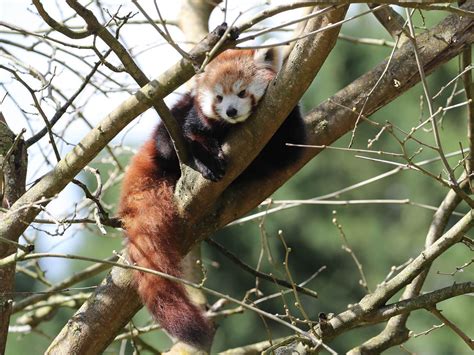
(118, 47, 305, 350)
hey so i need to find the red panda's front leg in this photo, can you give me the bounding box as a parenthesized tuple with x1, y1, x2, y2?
(186, 132, 227, 182)
(183, 110, 229, 182)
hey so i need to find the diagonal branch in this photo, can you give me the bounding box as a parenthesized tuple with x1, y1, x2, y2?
(461, 46, 474, 184)
(428, 307, 474, 350)
(32, 0, 91, 39)
(361, 282, 474, 326)
(65, 0, 190, 165)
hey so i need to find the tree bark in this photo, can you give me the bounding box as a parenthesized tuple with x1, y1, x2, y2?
(0, 113, 27, 354)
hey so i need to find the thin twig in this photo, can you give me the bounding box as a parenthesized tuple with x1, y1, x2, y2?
(205, 238, 318, 298)
(428, 307, 474, 350)
(238, 5, 389, 49)
(332, 212, 370, 292)
(412, 323, 444, 338)
(461, 46, 474, 185)
(132, 0, 190, 61)
(26, 57, 108, 147)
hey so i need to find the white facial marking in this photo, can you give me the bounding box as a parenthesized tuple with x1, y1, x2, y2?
(199, 87, 218, 119)
(227, 112, 251, 124)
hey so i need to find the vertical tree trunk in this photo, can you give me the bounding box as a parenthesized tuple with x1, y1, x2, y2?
(0, 113, 28, 354)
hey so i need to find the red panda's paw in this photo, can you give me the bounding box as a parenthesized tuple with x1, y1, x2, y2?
(194, 154, 227, 182)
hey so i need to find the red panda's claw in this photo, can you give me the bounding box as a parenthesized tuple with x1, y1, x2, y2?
(215, 23, 228, 38)
(215, 22, 239, 41)
(195, 155, 226, 182)
(228, 27, 239, 41)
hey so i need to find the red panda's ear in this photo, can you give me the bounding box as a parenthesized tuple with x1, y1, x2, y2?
(254, 46, 282, 72)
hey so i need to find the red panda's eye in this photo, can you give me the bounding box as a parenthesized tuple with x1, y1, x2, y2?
(238, 90, 246, 98)
(216, 95, 223, 102)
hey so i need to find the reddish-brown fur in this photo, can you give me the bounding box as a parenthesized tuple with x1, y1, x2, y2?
(119, 139, 214, 349)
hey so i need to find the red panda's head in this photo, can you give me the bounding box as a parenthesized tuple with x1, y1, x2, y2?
(195, 47, 282, 124)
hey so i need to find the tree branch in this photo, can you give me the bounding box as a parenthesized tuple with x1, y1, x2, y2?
(45, 260, 141, 355)
(461, 46, 474, 185)
(428, 307, 474, 350)
(65, 0, 190, 165)
(312, 210, 473, 342)
(32, 0, 91, 39)
(365, 281, 473, 323)
(12, 255, 118, 314)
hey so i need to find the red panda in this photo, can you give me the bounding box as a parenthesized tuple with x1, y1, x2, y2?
(118, 47, 305, 350)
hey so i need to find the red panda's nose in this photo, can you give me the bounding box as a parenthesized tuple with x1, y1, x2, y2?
(226, 107, 238, 117)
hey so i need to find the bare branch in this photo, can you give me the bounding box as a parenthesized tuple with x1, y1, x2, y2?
(12, 255, 118, 314)
(131, 0, 191, 60)
(405, 9, 474, 208)
(428, 307, 474, 350)
(26, 57, 107, 147)
(206, 238, 319, 298)
(355, 177, 467, 352)
(461, 46, 474, 185)
(65, 0, 191, 166)
(32, 0, 91, 39)
(313, 211, 473, 343)
(368, 3, 409, 42)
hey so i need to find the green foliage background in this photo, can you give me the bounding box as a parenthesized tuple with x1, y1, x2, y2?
(7, 10, 473, 355)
